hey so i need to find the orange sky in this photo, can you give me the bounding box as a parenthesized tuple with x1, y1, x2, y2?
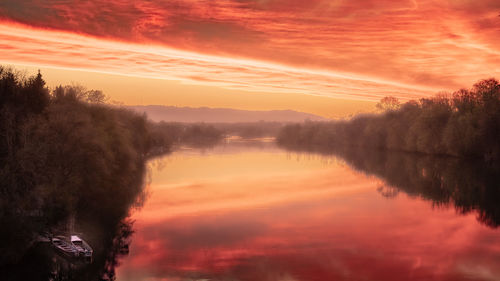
(0, 1, 499, 116)
(8, 64, 376, 118)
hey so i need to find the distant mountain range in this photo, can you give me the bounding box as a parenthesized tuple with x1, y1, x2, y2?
(127, 105, 328, 123)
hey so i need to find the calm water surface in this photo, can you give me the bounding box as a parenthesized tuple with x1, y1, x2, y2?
(116, 140, 500, 281)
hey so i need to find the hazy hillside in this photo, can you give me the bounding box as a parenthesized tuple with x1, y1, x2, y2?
(128, 105, 328, 123)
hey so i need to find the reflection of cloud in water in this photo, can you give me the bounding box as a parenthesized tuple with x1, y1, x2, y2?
(117, 145, 500, 281)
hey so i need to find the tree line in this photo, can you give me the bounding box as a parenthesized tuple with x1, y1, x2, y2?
(278, 78, 500, 162)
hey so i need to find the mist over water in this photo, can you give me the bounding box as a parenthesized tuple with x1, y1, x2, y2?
(114, 139, 500, 281)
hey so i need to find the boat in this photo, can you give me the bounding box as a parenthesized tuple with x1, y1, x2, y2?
(71, 235, 93, 262)
(50, 235, 93, 262)
(51, 236, 79, 258)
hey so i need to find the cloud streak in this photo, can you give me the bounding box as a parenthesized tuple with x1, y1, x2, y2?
(0, 22, 437, 101)
(0, 0, 499, 100)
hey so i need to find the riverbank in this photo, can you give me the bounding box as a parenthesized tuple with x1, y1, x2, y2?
(277, 78, 500, 162)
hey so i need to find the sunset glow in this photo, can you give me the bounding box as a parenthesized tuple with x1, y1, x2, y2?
(1, 0, 499, 105)
(0, 22, 434, 101)
(1, 2, 500, 280)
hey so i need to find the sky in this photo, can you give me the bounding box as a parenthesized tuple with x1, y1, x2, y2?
(0, 0, 499, 117)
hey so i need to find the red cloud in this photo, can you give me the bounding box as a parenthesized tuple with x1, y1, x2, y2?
(0, 22, 437, 101)
(0, 0, 499, 99)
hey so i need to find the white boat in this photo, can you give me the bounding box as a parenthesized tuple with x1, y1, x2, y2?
(71, 235, 93, 262)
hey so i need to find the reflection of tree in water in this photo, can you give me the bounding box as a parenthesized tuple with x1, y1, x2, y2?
(99, 220, 134, 281)
(280, 143, 500, 228)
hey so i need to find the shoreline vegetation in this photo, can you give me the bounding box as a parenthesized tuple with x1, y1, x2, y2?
(0, 67, 224, 279)
(275, 78, 500, 229)
(0, 66, 223, 221)
(0, 67, 151, 279)
(277, 78, 500, 162)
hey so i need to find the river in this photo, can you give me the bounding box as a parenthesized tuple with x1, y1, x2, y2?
(114, 139, 500, 281)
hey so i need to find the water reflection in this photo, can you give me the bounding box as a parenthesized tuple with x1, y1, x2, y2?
(116, 141, 500, 281)
(280, 144, 500, 228)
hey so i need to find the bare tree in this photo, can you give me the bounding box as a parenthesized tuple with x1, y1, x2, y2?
(376, 96, 400, 112)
